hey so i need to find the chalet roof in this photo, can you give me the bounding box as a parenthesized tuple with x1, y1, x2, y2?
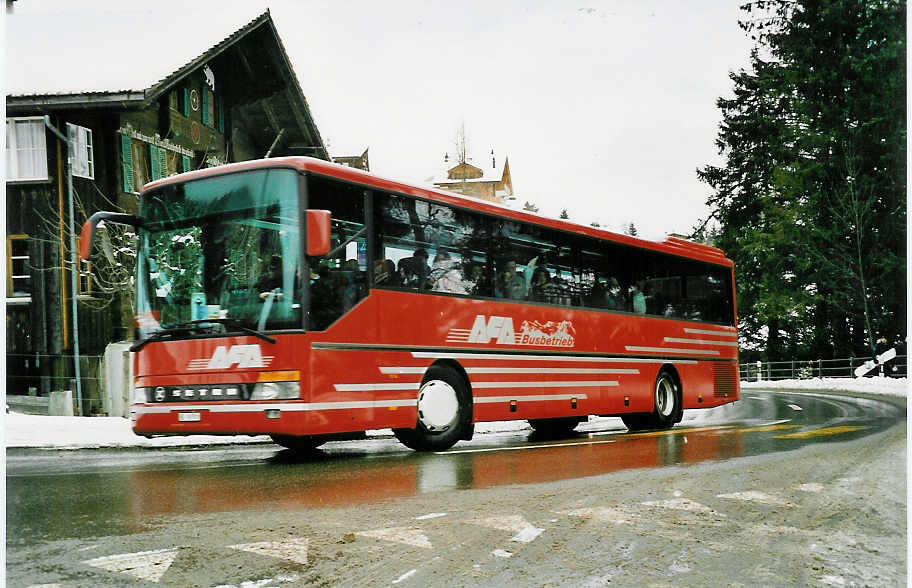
(426, 153, 509, 185)
(6, 10, 328, 159)
(7, 10, 265, 97)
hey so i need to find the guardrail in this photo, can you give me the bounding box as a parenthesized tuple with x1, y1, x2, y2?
(740, 355, 907, 381)
(6, 353, 104, 415)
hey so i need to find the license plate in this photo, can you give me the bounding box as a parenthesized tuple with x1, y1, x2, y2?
(178, 412, 201, 422)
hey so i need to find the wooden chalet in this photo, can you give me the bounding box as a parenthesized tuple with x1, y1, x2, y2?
(5, 11, 329, 405)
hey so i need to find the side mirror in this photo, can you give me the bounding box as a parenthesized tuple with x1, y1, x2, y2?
(80, 211, 143, 260)
(306, 209, 331, 256)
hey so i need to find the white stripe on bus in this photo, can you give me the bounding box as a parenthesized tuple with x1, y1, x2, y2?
(472, 381, 618, 389)
(684, 328, 738, 338)
(334, 383, 422, 392)
(379, 367, 638, 375)
(333, 380, 618, 392)
(410, 351, 698, 364)
(624, 346, 720, 356)
(664, 337, 740, 347)
(134, 399, 416, 414)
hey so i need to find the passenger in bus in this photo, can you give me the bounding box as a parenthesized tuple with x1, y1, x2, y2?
(309, 265, 339, 329)
(587, 275, 609, 308)
(631, 280, 647, 314)
(374, 259, 399, 286)
(496, 259, 527, 300)
(430, 251, 468, 294)
(256, 255, 284, 301)
(399, 248, 430, 289)
(605, 277, 624, 309)
(529, 267, 556, 303)
(464, 263, 491, 297)
(340, 259, 364, 310)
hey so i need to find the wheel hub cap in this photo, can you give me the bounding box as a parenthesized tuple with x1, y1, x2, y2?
(417, 380, 459, 432)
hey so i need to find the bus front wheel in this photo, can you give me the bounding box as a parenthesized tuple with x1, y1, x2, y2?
(622, 368, 681, 431)
(394, 365, 470, 452)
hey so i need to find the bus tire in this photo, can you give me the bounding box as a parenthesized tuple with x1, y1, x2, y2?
(622, 368, 681, 431)
(528, 417, 584, 438)
(270, 434, 325, 452)
(394, 365, 469, 452)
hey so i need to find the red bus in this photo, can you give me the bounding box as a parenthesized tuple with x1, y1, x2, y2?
(81, 157, 739, 452)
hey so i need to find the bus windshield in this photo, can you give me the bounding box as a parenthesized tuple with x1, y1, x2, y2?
(135, 168, 302, 338)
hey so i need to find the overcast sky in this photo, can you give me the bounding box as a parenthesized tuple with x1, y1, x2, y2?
(6, 0, 754, 240)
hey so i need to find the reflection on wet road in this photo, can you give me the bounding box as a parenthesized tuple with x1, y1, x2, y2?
(6, 390, 903, 546)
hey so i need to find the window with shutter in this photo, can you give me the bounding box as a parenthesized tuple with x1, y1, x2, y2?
(182, 88, 190, 117)
(6, 118, 49, 182)
(158, 146, 167, 179)
(166, 151, 179, 176)
(201, 88, 210, 126)
(132, 141, 149, 191)
(149, 145, 162, 181)
(182, 154, 192, 173)
(67, 123, 95, 180)
(121, 135, 134, 193)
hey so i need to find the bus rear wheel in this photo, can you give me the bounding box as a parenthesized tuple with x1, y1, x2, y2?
(528, 417, 584, 439)
(270, 434, 325, 452)
(622, 368, 681, 432)
(394, 365, 470, 452)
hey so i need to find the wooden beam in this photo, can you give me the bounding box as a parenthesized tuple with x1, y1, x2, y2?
(260, 97, 281, 134)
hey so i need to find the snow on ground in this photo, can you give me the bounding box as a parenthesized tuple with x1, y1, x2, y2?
(3, 378, 905, 450)
(742, 376, 908, 397)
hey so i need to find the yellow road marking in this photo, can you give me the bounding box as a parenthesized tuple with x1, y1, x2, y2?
(774, 425, 868, 439)
(620, 425, 735, 438)
(733, 423, 799, 434)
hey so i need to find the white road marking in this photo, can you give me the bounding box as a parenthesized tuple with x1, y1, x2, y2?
(796, 483, 825, 493)
(511, 526, 544, 543)
(746, 396, 766, 400)
(82, 548, 178, 583)
(392, 569, 417, 583)
(558, 507, 640, 525)
(717, 491, 795, 507)
(356, 527, 432, 549)
(213, 579, 286, 588)
(228, 538, 309, 565)
(492, 549, 513, 558)
(469, 515, 545, 543)
(414, 512, 447, 520)
(640, 498, 724, 516)
(788, 404, 803, 411)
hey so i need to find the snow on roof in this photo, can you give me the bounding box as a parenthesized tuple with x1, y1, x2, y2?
(6, 8, 268, 97)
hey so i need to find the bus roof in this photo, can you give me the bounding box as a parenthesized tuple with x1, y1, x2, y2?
(143, 156, 733, 268)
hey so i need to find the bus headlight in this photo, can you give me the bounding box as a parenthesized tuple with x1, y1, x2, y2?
(133, 387, 148, 404)
(250, 381, 300, 400)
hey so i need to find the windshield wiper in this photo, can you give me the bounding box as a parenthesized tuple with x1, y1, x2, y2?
(129, 324, 208, 352)
(187, 319, 277, 344)
(130, 319, 277, 352)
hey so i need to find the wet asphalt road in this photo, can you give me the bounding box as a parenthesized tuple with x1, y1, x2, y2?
(5, 389, 905, 587)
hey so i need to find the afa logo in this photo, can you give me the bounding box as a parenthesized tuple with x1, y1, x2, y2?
(468, 315, 516, 344)
(187, 344, 273, 370)
(452, 315, 575, 348)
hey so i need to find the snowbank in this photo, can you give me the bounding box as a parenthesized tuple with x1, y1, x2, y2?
(742, 376, 907, 397)
(4, 378, 905, 450)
